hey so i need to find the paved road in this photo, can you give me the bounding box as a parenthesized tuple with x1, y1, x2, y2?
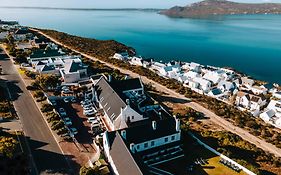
(0, 47, 71, 174)
(33, 29, 281, 158)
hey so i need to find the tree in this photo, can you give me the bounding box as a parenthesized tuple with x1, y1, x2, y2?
(0, 136, 18, 158)
(36, 75, 60, 90)
(41, 103, 54, 113)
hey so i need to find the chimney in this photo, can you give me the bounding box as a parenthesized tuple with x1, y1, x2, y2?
(126, 99, 130, 106)
(108, 75, 112, 82)
(152, 121, 157, 130)
(121, 130, 126, 140)
(176, 119, 180, 132)
(130, 143, 135, 153)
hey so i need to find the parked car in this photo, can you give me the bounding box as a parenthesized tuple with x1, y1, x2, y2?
(69, 128, 78, 135)
(64, 117, 72, 126)
(71, 97, 76, 103)
(84, 109, 97, 116)
(87, 117, 99, 123)
(63, 98, 70, 103)
(59, 108, 66, 116)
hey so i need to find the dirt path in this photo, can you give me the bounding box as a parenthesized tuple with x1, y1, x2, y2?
(31, 28, 281, 158)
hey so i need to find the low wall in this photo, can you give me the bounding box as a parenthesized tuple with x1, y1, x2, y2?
(189, 133, 256, 175)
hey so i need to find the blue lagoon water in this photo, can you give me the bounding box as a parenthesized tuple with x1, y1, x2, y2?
(1, 8, 281, 84)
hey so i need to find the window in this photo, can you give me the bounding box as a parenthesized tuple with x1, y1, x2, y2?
(151, 141, 155, 146)
(107, 106, 111, 111)
(144, 143, 148, 148)
(136, 145, 140, 150)
(131, 116, 134, 120)
(165, 137, 168, 142)
(171, 136, 175, 141)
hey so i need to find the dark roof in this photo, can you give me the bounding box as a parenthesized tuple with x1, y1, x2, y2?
(65, 61, 85, 73)
(30, 49, 63, 59)
(110, 78, 143, 93)
(41, 65, 55, 72)
(211, 88, 222, 95)
(95, 77, 126, 123)
(15, 28, 29, 35)
(35, 37, 50, 44)
(120, 117, 178, 144)
(106, 132, 144, 175)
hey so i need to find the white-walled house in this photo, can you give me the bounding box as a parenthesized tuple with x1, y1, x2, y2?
(260, 100, 281, 128)
(113, 52, 129, 61)
(250, 85, 268, 95)
(184, 71, 200, 79)
(129, 56, 143, 66)
(60, 59, 88, 83)
(192, 77, 212, 92)
(273, 91, 281, 99)
(218, 80, 237, 93)
(203, 71, 222, 84)
(236, 91, 266, 116)
(103, 117, 183, 175)
(92, 76, 146, 131)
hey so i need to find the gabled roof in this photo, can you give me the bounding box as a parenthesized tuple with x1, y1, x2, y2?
(106, 132, 144, 175)
(15, 28, 29, 35)
(95, 77, 127, 123)
(41, 65, 55, 72)
(30, 49, 63, 59)
(109, 78, 143, 93)
(64, 60, 86, 73)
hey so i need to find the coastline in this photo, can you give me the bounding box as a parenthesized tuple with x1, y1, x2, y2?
(31, 27, 281, 150)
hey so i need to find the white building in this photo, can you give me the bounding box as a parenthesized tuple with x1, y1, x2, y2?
(260, 100, 281, 128)
(60, 59, 88, 83)
(113, 52, 129, 61)
(103, 117, 183, 175)
(236, 91, 266, 116)
(250, 85, 268, 95)
(193, 77, 212, 92)
(92, 76, 146, 131)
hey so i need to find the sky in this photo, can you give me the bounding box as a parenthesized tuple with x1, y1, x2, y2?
(0, 0, 281, 9)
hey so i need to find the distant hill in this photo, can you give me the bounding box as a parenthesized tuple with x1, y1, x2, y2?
(160, 0, 281, 18)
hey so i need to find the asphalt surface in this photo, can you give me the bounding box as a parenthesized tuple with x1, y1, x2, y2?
(0, 50, 72, 174)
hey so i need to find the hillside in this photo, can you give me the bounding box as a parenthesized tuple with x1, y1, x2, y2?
(37, 29, 136, 59)
(161, 0, 281, 18)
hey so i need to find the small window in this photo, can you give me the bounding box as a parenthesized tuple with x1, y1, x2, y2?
(151, 141, 155, 146)
(131, 116, 134, 120)
(165, 137, 168, 142)
(136, 145, 140, 149)
(171, 136, 175, 141)
(107, 106, 111, 111)
(144, 143, 148, 148)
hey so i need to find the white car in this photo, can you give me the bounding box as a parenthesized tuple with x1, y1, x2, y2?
(64, 117, 72, 126)
(69, 128, 78, 135)
(87, 117, 99, 123)
(59, 108, 66, 116)
(63, 98, 70, 103)
(84, 109, 97, 116)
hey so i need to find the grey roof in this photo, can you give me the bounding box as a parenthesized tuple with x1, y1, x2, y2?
(106, 132, 144, 175)
(15, 28, 29, 35)
(95, 77, 127, 123)
(211, 88, 222, 95)
(41, 65, 55, 72)
(110, 78, 143, 93)
(30, 49, 63, 59)
(64, 60, 86, 73)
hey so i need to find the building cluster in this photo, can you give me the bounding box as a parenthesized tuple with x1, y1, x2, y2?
(91, 75, 184, 174)
(112, 52, 281, 129)
(1, 26, 89, 84)
(2, 24, 185, 174)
